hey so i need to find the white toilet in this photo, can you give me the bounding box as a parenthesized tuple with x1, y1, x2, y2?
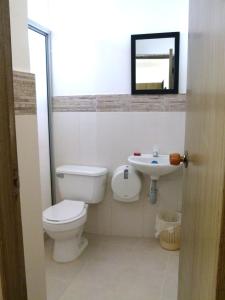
(43, 165, 108, 263)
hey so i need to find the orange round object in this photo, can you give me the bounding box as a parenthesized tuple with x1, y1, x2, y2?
(169, 153, 184, 165)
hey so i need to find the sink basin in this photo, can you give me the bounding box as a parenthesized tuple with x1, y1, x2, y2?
(128, 154, 182, 179)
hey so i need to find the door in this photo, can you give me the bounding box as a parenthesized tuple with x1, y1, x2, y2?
(0, 0, 27, 298)
(178, 0, 225, 299)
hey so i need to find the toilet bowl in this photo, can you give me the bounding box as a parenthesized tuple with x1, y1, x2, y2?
(43, 165, 107, 263)
(43, 200, 88, 262)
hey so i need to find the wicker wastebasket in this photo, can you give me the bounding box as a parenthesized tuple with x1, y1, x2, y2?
(155, 210, 181, 251)
(159, 225, 181, 251)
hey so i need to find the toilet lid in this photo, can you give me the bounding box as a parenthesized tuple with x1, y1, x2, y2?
(43, 200, 85, 222)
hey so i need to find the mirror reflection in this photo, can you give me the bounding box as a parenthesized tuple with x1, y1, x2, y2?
(136, 38, 175, 90)
(131, 32, 180, 94)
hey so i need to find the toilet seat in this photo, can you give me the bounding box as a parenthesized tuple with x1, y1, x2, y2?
(43, 200, 86, 224)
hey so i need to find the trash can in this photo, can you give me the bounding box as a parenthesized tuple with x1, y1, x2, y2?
(155, 210, 181, 251)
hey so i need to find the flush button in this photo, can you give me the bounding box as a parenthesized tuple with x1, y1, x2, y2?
(124, 169, 129, 179)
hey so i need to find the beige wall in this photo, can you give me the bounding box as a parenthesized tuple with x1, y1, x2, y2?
(16, 116, 46, 300)
(9, 0, 46, 299)
(9, 0, 30, 72)
(53, 112, 185, 237)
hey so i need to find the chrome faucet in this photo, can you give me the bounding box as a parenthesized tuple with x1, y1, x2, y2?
(153, 145, 159, 157)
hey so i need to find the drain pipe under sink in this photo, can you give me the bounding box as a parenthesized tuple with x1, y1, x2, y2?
(149, 179, 158, 204)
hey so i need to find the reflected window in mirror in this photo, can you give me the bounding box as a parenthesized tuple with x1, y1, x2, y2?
(131, 32, 180, 94)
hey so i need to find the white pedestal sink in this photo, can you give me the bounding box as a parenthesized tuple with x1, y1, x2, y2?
(128, 154, 182, 180)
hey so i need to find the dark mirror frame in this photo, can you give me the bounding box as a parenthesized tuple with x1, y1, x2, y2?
(131, 32, 180, 95)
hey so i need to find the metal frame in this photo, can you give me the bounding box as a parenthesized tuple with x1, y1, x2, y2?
(131, 31, 180, 95)
(28, 20, 56, 205)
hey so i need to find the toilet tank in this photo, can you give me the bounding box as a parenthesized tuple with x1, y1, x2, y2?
(56, 165, 108, 204)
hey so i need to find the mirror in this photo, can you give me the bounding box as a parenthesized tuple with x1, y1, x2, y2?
(131, 32, 180, 94)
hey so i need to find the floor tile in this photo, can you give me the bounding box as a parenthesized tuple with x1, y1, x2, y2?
(45, 234, 179, 300)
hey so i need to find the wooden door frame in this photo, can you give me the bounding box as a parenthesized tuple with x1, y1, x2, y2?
(217, 181, 225, 299)
(0, 0, 27, 299)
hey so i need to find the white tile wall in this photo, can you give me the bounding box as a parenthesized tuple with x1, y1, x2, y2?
(53, 112, 185, 237)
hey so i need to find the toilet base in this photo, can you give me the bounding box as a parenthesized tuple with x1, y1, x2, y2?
(53, 236, 88, 263)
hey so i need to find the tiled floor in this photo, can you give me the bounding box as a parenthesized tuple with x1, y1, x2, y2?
(45, 234, 179, 300)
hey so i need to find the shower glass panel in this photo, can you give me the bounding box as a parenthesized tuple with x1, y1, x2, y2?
(28, 26, 53, 210)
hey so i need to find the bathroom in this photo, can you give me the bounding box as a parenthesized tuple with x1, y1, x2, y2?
(3, 0, 225, 299)
(12, 0, 187, 299)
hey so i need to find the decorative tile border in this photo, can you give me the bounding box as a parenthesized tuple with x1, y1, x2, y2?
(12, 71, 186, 114)
(53, 94, 186, 112)
(13, 71, 36, 115)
